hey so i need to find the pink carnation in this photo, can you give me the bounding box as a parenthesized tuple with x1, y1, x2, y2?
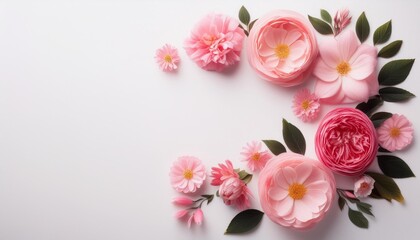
(184, 13, 245, 71)
(354, 175, 375, 198)
(169, 156, 206, 193)
(241, 141, 272, 172)
(292, 88, 321, 122)
(315, 108, 378, 176)
(219, 176, 252, 210)
(155, 44, 180, 72)
(377, 114, 414, 152)
(258, 152, 336, 230)
(247, 10, 318, 87)
(210, 160, 238, 186)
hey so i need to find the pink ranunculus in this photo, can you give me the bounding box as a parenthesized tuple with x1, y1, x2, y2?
(315, 108, 378, 176)
(313, 30, 378, 104)
(169, 156, 206, 193)
(247, 10, 318, 87)
(377, 114, 413, 152)
(210, 160, 238, 186)
(258, 152, 336, 230)
(184, 13, 245, 72)
(219, 176, 252, 210)
(354, 175, 375, 198)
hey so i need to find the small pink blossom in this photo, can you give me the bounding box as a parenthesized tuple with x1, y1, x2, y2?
(210, 160, 238, 186)
(219, 176, 252, 210)
(193, 208, 204, 225)
(334, 9, 352, 36)
(174, 209, 189, 219)
(155, 44, 180, 72)
(172, 196, 194, 206)
(354, 175, 375, 198)
(344, 190, 356, 199)
(377, 114, 414, 152)
(292, 88, 321, 122)
(169, 156, 206, 193)
(241, 141, 272, 172)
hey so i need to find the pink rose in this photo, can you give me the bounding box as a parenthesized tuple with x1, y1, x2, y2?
(315, 108, 378, 176)
(354, 175, 375, 198)
(184, 13, 245, 72)
(258, 152, 336, 230)
(247, 10, 318, 87)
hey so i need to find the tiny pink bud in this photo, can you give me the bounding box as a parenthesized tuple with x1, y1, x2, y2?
(172, 196, 194, 206)
(174, 209, 189, 219)
(193, 208, 204, 225)
(334, 8, 352, 36)
(344, 190, 356, 199)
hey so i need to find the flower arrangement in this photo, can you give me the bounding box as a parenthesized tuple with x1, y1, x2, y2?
(161, 5, 416, 235)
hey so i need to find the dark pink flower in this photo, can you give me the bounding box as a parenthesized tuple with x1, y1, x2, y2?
(210, 160, 238, 186)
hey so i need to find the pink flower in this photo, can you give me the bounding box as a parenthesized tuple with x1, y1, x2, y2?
(334, 9, 352, 36)
(292, 88, 321, 122)
(174, 209, 189, 219)
(210, 160, 238, 186)
(169, 156, 206, 193)
(344, 190, 356, 199)
(184, 13, 245, 72)
(193, 208, 204, 225)
(172, 196, 194, 206)
(354, 175, 375, 198)
(315, 108, 378, 176)
(241, 141, 272, 172)
(247, 10, 318, 87)
(155, 44, 180, 72)
(313, 30, 378, 104)
(377, 114, 414, 152)
(258, 152, 336, 230)
(219, 176, 252, 210)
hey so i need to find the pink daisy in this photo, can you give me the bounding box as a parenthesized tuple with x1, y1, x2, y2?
(241, 141, 272, 172)
(377, 114, 413, 152)
(292, 88, 321, 122)
(170, 156, 206, 193)
(210, 160, 238, 186)
(155, 44, 180, 72)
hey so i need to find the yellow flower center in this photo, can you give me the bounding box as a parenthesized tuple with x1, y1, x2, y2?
(389, 127, 401, 138)
(336, 61, 351, 75)
(288, 183, 307, 200)
(183, 169, 193, 180)
(164, 55, 172, 63)
(301, 100, 310, 110)
(275, 44, 290, 59)
(251, 153, 261, 161)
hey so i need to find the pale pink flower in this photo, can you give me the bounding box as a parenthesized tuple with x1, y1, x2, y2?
(354, 175, 375, 198)
(155, 44, 180, 72)
(241, 141, 272, 172)
(170, 156, 206, 193)
(184, 13, 245, 72)
(377, 114, 413, 152)
(334, 9, 352, 36)
(292, 88, 321, 122)
(219, 176, 252, 210)
(210, 160, 238, 186)
(258, 152, 336, 229)
(313, 30, 378, 104)
(193, 208, 204, 225)
(172, 196, 194, 206)
(174, 209, 189, 219)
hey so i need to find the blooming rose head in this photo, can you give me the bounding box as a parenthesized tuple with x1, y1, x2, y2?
(247, 10, 318, 87)
(184, 13, 245, 72)
(219, 176, 252, 210)
(315, 108, 378, 176)
(354, 175, 375, 198)
(258, 152, 336, 230)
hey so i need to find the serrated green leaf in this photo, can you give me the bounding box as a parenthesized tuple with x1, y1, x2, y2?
(378, 40, 403, 58)
(239, 6, 251, 25)
(225, 209, 264, 234)
(356, 12, 370, 43)
(249, 19, 258, 32)
(378, 155, 415, 178)
(373, 20, 392, 45)
(338, 196, 346, 211)
(370, 111, 392, 128)
(282, 119, 306, 155)
(348, 208, 369, 228)
(356, 202, 374, 216)
(366, 172, 404, 202)
(379, 87, 415, 102)
(308, 15, 333, 35)
(356, 95, 383, 116)
(320, 9, 332, 24)
(262, 140, 286, 156)
(378, 59, 415, 86)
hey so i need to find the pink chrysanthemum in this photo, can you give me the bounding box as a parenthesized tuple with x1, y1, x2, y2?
(241, 141, 272, 172)
(377, 114, 413, 152)
(292, 88, 321, 122)
(170, 156, 206, 193)
(210, 160, 238, 186)
(155, 44, 180, 72)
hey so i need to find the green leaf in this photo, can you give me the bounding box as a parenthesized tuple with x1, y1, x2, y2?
(366, 172, 404, 202)
(308, 15, 333, 35)
(378, 155, 415, 178)
(356, 95, 383, 116)
(378, 40, 403, 58)
(370, 112, 392, 128)
(239, 6, 251, 25)
(356, 12, 370, 43)
(238, 170, 253, 184)
(216, 190, 220, 197)
(369, 188, 386, 200)
(206, 195, 214, 205)
(378, 59, 415, 86)
(378, 146, 391, 153)
(262, 140, 286, 156)
(379, 87, 415, 102)
(373, 20, 392, 45)
(225, 209, 264, 234)
(338, 196, 346, 211)
(282, 119, 306, 155)
(320, 9, 332, 24)
(348, 208, 369, 229)
(249, 19, 258, 32)
(238, 24, 249, 36)
(356, 202, 374, 216)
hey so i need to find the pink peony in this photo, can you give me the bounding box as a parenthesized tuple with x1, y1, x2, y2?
(313, 30, 378, 104)
(155, 44, 180, 72)
(219, 176, 252, 210)
(292, 88, 321, 122)
(258, 152, 336, 230)
(377, 114, 414, 152)
(334, 9, 352, 36)
(241, 141, 272, 172)
(247, 10, 318, 87)
(354, 175, 375, 198)
(184, 13, 245, 72)
(315, 108, 378, 176)
(210, 160, 238, 186)
(169, 156, 206, 193)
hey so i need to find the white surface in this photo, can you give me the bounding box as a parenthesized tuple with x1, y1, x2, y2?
(0, 0, 419, 239)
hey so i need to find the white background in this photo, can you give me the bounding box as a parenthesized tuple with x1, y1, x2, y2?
(1, 0, 419, 239)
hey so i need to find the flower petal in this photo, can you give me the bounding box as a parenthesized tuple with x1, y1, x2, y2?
(289, 40, 306, 61)
(314, 77, 342, 99)
(276, 196, 294, 216)
(337, 30, 359, 60)
(313, 60, 339, 82)
(294, 200, 315, 222)
(284, 30, 302, 45)
(349, 54, 376, 80)
(295, 162, 313, 183)
(269, 187, 289, 201)
(282, 166, 297, 185)
(342, 76, 370, 102)
(319, 38, 340, 68)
